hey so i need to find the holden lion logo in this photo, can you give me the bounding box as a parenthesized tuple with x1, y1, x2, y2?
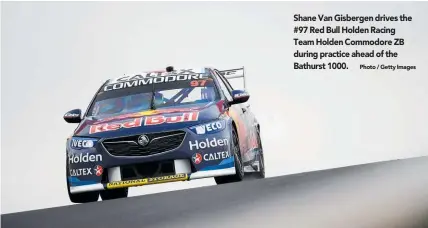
(137, 135, 150, 146)
(192, 153, 202, 165)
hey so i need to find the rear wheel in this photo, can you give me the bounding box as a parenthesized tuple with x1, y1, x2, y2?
(100, 188, 129, 201)
(214, 126, 244, 184)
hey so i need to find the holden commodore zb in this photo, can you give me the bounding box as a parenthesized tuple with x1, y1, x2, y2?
(63, 66, 265, 203)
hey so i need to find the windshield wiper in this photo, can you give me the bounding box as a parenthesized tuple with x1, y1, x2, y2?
(149, 82, 156, 110)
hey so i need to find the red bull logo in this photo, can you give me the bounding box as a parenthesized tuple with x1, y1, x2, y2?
(89, 118, 143, 134)
(88, 112, 200, 134)
(145, 112, 199, 126)
(94, 108, 201, 124)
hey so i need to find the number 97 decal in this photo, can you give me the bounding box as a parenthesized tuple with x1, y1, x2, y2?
(190, 80, 208, 87)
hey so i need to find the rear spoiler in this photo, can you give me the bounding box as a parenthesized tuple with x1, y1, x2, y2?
(218, 67, 246, 90)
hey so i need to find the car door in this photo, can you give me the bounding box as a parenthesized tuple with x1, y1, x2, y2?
(213, 70, 255, 162)
(217, 70, 260, 161)
(241, 102, 260, 159)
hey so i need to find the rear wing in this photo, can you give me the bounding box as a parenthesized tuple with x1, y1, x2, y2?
(218, 67, 246, 90)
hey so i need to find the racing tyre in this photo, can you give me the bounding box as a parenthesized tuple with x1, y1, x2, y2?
(214, 126, 244, 184)
(68, 189, 100, 203)
(100, 188, 128, 201)
(256, 129, 265, 179)
(66, 161, 99, 203)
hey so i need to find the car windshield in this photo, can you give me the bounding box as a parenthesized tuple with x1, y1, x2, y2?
(86, 72, 219, 119)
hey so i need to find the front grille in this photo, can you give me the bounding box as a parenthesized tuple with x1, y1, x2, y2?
(121, 160, 176, 180)
(102, 130, 186, 157)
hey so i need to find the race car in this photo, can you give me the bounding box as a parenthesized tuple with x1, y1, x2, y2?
(63, 66, 265, 203)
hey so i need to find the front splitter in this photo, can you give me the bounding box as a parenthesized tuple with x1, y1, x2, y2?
(69, 167, 236, 194)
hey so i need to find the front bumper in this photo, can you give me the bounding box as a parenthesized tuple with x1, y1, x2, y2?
(67, 119, 236, 193)
(69, 164, 236, 194)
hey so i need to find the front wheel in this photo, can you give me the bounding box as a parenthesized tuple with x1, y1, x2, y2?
(68, 190, 100, 203)
(100, 188, 128, 201)
(256, 129, 265, 179)
(67, 176, 99, 203)
(214, 126, 244, 184)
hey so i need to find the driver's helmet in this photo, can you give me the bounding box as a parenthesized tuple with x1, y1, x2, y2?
(127, 93, 151, 111)
(153, 92, 165, 106)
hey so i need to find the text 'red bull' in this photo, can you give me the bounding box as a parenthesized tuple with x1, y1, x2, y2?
(145, 112, 199, 126)
(89, 112, 199, 134)
(89, 118, 143, 134)
(95, 108, 200, 124)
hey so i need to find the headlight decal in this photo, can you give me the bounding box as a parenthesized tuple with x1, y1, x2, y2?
(70, 137, 98, 149)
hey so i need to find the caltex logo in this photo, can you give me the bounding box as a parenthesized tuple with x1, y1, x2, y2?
(95, 165, 103, 176)
(192, 153, 202, 165)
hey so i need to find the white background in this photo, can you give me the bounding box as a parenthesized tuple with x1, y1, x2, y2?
(2, 1, 428, 213)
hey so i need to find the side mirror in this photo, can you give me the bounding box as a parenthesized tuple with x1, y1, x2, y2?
(230, 90, 250, 104)
(64, 109, 82, 123)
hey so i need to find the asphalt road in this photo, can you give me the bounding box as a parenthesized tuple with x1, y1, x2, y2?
(3, 156, 428, 228)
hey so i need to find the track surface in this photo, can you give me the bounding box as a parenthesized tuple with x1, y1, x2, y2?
(3, 156, 428, 228)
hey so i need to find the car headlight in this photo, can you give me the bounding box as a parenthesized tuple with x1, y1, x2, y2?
(69, 137, 98, 149)
(189, 119, 226, 135)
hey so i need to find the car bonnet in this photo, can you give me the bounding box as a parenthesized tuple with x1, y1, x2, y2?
(73, 101, 224, 138)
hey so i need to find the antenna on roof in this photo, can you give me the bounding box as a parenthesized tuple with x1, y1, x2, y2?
(166, 66, 174, 72)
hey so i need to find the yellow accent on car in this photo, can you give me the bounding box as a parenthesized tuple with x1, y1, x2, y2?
(106, 173, 188, 189)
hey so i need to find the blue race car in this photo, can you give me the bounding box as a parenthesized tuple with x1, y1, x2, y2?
(63, 66, 265, 203)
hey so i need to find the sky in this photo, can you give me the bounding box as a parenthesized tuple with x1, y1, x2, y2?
(2, 1, 428, 214)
